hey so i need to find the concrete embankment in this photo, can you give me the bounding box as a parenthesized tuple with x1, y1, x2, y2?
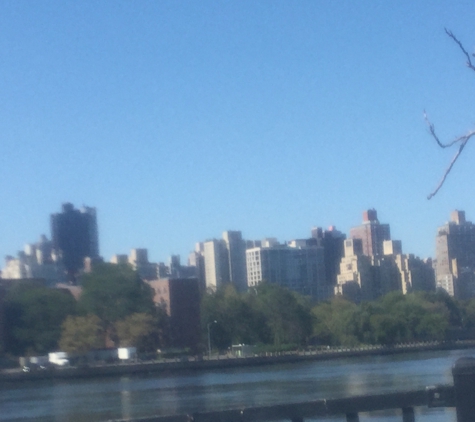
(2, 341, 475, 383)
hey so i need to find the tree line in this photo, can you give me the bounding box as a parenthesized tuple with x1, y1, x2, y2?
(2, 264, 168, 357)
(2, 263, 475, 358)
(202, 283, 475, 351)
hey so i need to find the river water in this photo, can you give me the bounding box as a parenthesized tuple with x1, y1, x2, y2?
(2, 348, 474, 422)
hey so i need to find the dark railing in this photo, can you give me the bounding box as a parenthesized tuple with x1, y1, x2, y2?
(110, 357, 475, 422)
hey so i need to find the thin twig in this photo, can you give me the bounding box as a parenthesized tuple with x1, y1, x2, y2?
(425, 30, 475, 199)
(427, 130, 475, 199)
(423, 112, 469, 148)
(445, 28, 475, 72)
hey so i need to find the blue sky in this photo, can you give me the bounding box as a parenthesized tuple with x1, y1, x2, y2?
(1, 0, 475, 264)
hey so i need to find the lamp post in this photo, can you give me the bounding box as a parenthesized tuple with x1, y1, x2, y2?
(207, 320, 217, 359)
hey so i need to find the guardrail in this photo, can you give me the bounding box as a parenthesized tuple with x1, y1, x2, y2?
(110, 357, 475, 422)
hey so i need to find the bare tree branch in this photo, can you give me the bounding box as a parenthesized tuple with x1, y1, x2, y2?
(423, 111, 470, 148)
(427, 131, 475, 199)
(425, 30, 475, 199)
(445, 28, 475, 72)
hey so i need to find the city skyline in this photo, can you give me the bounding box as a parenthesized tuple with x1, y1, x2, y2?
(2, 203, 469, 267)
(1, 1, 475, 264)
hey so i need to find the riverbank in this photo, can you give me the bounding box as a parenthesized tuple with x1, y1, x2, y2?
(2, 340, 475, 383)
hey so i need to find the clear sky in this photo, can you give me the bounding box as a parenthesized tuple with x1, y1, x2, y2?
(1, 0, 475, 265)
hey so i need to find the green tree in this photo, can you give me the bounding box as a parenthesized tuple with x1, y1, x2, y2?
(59, 314, 104, 353)
(4, 282, 77, 355)
(363, 292, 450, 344)
(415, 312, 448, 341)
(201, 286, 235, 350)
(460, 298, 475, 338)
(79, 263, 155, 344)
(252, 283, 312, 346)
(200, 285, 263, 350)
(428, 290, 462, 327)
(372, 292, 410, 344)
(312, 297, 358, 346)
(352, 302, 378, 344)
(116, 311, 167, 352)
(369, 314, 406, 345)
(201, 283, 312, 351)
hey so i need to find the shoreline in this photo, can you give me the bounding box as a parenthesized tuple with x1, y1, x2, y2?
(2, 340, 475, 384)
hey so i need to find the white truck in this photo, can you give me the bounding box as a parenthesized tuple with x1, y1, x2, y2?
(118, 347, 137, 361)
(48, 352, 70, 366)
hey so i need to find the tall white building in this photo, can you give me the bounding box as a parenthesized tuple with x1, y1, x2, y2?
(335, 238, 373, 302)
(335, 238, 435, 303)
(194, 230, 248, 292)
(188, 244, 206, 292)
(435, 211, 475, 298)
(127, 248, 157, 280)
(203, 239, 229, 290)
(383, 240, 435, 294)
(246, 239, 325, 300)
(1, 235, 66, 284)
(222, 231, 247, 292)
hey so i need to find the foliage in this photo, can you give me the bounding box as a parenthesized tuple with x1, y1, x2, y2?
(201, 283, 313, 350)
(4, 269, 474, 358)
(4, 282, 77, 355)
(460, 298, 475, 332)
(200, 284, 467, 350)
(312, 297, 358, 346)
(311, 291, 452, 347)
(115, 311, 167, 352)
(59, 314, 104, 353)
(78, 263, 155, 338)
(252, 283, 313, 346)
(201, 284, 267, 350)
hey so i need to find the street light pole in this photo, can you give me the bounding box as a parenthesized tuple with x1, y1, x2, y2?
(207, 320, 217, 359)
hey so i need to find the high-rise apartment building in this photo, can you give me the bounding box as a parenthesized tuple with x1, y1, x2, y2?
(383, 240, 435, 294)
(1, 235, 66, 284)
(311, 226, 346, 297)
(110, 254, 128, 265)
(203, 239, 229, 291)
(50, 203, 99, 282)
(194, 230, 248, 292)
(336, 236, 434, 303)
(335, 238, 374, 302)
(128, 248, 157, 281)
(371, 254, 402, 298)
(435, 210, 475, 298)
(335, 237, 406, 303)
(246, 239, 325, 300)
(188, 245, 206, 293)
(350, 209, 390, 257)
(222, 231, 247, 292)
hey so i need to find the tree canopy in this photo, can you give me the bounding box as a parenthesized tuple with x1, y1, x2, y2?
(79, 263, 155, 327)
(201, 284, 475, 351)
(201, 283, 313, 351)
(115, 311, 168, 352)
(3, 282, 77, 355)
(59, 314, 104, 354)
(4, 266, 475, 358)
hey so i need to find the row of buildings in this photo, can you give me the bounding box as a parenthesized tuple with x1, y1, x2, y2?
(2, 203, 100, 284)
(2, 205, 475, 303)
(2, 204, 475, 352)
(190, 210, 434, 303)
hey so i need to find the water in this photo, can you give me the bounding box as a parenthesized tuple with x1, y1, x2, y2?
(2, 348, 473, 422)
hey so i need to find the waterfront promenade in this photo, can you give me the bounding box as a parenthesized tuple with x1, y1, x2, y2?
(2, 340, 475, 383)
